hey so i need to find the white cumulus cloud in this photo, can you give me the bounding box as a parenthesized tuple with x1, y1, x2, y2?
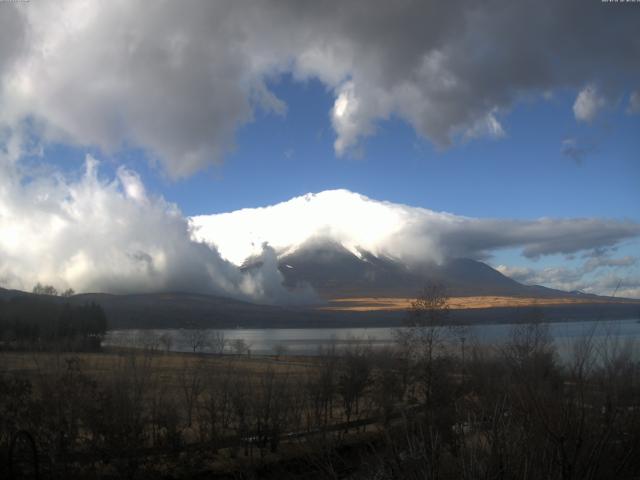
(573, 85, 607, 122)
(191, 190, 640, 268)
(0, 155, 316, 304)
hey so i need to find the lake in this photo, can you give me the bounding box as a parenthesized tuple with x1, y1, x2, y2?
(104, 318, 640, 357)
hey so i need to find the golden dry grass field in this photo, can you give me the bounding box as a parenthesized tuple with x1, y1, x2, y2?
(321, 295, 640, 312)
(0, 350, 317, 382)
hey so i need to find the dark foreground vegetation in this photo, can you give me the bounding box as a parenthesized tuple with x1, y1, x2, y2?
(1, 288, 639, 479)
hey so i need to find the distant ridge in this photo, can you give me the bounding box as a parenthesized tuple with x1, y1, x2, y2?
(1, 285, 638, 330)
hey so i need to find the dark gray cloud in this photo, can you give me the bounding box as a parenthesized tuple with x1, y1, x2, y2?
(429, 218, 640, 261)
(0, 4, 26, 72)
(584, 255, 637, 272)
(0, 1, 638, 173)
(628, 91, 640, 114)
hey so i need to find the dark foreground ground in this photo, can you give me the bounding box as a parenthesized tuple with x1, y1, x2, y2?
(2, 322, 640, 479)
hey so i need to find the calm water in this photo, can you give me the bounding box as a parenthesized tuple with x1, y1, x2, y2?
(104, 319, 640, 357)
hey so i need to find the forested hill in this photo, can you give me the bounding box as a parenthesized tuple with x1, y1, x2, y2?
(0, 292, 107, 348)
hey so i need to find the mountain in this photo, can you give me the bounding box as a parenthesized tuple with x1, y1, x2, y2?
(191, 189, 640, 301)
(273, 238, 570, 299)
(2, 190, 638, 329)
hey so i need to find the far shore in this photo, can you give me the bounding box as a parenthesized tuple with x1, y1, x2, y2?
(322, 295, 640, 312)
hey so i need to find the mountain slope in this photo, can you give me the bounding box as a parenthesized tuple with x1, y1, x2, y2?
(277, 238, 563, 298)
(191, 189, 640, 301)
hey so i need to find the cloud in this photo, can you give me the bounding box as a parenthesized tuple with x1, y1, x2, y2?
(0, 4, 26, 73)
(1, 1, 639, 173)
(497, 256, 637, 287)
(628, 90, 640, 114)
(0, 155, 316, 304)
(283, 148, 294, 160)
(561, 137, 595, 164)
(191, 189, 640, 267)
(495, 254, 639, 297)
(0, 1, 286, 177)
(331, 81, 380, 156)
(464, 110, 506, 141)
(495, 265, 582, 290)
(573, 85, 607, 122)
(438, 218, 640, 260)
(591, 274, 640, 299)
(1, 162, 637, 300)
(584, 254, 637, 272)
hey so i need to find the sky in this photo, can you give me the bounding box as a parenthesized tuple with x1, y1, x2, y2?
(0, 0, 639, 300)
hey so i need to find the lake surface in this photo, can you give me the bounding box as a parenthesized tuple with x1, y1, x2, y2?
(104, 318, 640, 357)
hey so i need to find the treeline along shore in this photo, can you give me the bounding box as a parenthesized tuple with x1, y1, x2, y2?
(0, 295, 107, 351)
(3, 287, 638, 331)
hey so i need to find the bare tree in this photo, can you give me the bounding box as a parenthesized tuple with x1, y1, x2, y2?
(138, 331, 161, 352)
(32, 283, 58, 296)
(337, 344, 372, 426)
(400, 282, 451, 361)
(178, 358, 206, 428)
(210, 331, 226, 355)
(273, 343, 288, 360)
(397, 282, 452, 407)
(410, 282, 450, 324)
(306, 343, 338, 431)
(181, 328, 210, 353)
(371, 349, 404, 424)
(502, 315, 555, 372)
(231, 338, 249, 356)
(159, 332, 173, 353)
(200, 361, 236, 449)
